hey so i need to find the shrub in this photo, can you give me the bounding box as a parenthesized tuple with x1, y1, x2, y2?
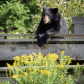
(6, 51, 84, 84)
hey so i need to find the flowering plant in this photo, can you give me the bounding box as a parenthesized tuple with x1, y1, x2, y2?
(6, 51, 84, 84)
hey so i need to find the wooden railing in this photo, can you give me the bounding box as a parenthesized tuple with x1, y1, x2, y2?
(0, 34, 84, 60)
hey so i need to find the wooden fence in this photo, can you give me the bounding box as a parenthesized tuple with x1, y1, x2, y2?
(0, 34, 84, 60)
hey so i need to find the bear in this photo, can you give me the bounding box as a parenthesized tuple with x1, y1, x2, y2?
(36, 6, 68, 47)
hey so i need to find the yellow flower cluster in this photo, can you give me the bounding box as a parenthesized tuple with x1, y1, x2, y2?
(6, 51, 76, 84)
(6, 63, 13, 70)
(13, 56, 20, 61)
(57, 64, 63, 69)
(40, 70, 51, 76)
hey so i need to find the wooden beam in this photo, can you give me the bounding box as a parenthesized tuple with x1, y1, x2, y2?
(0, 44, 84, 60)
(0, 38, 84, 42)
(0, 34, 84, 38)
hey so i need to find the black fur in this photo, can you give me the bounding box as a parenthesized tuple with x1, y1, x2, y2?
(36, 6, 68, 47)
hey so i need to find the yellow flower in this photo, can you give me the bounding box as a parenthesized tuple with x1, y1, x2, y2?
(21, 54, 27, 59)
(47, 53, 59, 63)
(68, 60, 72, 64)
(58, 64, 63, 69)
(45, 62, 48, 66)
(13, 61, 17, 66)
(12, 74, 19, 78)
(64, 56, 67, 58)
(33, 68, 37, 72)
(19, 75, 25, 79)
(13, 56, 20, 61)
(30, 76, 32, 78)
(23, 60, 29, 65)
(28, 54, 33, 60)
(77, 62, 79, 65)
(21, 60, 24, 63)
(70, 58, 74, 60)
(32, 52, 37, 57)
(40, 70, 43, 74)
(6, 63, 13, 70)
(28, 68, 32, 71)
(38, 52, 43, 60)
(32, 71, 34, 74)
(13, 61, 20, 66)
(44, 70, 51, 76)
(40, 70, 51, 76)
(61, 51, 64, 56)
(55, 69, 57, 72)
(34, 61, 39, 64)
(31, 79, 33, 82)
(23, 72, 28, 76)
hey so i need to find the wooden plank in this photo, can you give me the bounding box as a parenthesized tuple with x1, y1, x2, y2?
(0, 77, 8, 82)
(0, 34, 36, 37)
(0, 44, 84, 60)
(0, 36, 4, 39)
(0, 38, 84, 42)
(1, 34, 84, 38)
(72, 17, 84, 24)
(73, 23, 84, 34)
(0, 39, 37, 42)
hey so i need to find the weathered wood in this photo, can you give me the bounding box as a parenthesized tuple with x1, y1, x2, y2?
(0, 38, 84, 42)
(0, 77, 8, 82)
(72, 17, 84, 24)
(72, 17, 84, 34)
(1, 34, 84, 38)
(0, 44, 84, 60)
(0, 34, 36, 37)
(73, 24, 84, 34)
(0, 36, 4, 39)
(0, 34, 84, 60)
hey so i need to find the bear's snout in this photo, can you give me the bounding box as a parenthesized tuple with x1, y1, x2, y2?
(43, 15, 50, 24)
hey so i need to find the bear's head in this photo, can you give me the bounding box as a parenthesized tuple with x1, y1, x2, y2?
(42, 6, 58, 24)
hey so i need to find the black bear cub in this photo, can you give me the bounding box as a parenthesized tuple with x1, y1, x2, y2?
(36, 6, 68, 47)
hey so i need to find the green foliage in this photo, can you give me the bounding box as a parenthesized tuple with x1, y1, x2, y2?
(0, 0, 84, 34)
(0, 0, 40, 34)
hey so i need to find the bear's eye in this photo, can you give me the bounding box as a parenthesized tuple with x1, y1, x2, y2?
(47, 14, 51, 16)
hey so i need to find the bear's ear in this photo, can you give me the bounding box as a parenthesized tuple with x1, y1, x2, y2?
(53, 8, 58, 14)
(42, 6, 46, 11)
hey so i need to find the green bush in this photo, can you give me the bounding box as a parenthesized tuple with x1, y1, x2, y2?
(0, 0, 40, 34)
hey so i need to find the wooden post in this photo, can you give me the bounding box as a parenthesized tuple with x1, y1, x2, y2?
(72, 17, 84, 34)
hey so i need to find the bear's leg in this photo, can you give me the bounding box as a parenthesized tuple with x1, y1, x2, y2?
(37, 37, 44, 47)
(43, 35, 51, 44)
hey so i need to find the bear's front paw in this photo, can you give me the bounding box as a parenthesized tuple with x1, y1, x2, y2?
(38, 34, 42, 38)
(38, 33, 44, 38)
